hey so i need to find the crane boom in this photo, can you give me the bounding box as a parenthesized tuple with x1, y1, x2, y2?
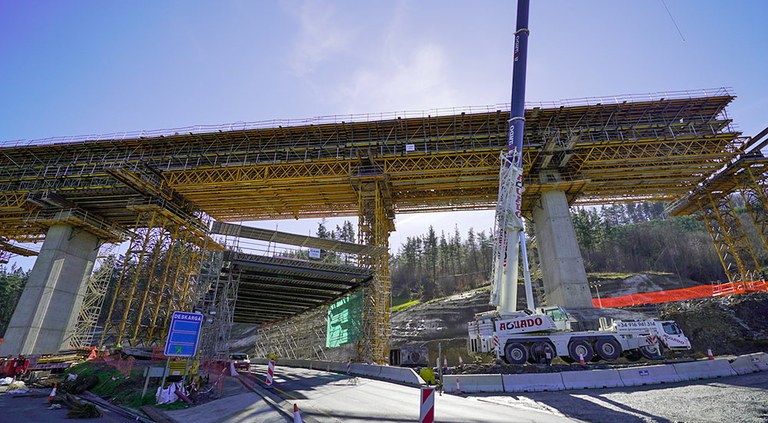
(490, 0, 534, 314)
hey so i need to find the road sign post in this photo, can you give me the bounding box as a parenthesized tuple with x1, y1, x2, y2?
(164, 311, 204, 357)
(162, 311, 204, 388)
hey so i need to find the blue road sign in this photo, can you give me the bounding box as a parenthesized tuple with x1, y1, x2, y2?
(164, 311, 204, 357)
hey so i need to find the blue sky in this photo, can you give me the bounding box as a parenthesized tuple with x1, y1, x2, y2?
(2, 1, 767, 266)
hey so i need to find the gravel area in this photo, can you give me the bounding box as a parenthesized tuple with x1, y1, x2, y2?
(477, 371, 768, 423)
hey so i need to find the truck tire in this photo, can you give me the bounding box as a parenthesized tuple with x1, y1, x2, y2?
(568, 339, 594, 363)
(529, 341, 555, 364)
(640, 343, 664, 359)
(504, 342, 528, 365)
(595, 338, 622, 361)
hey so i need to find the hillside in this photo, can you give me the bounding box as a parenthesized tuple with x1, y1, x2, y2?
(389, 273, 768, 365)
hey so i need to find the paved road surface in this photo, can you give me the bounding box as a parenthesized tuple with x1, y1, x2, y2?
(480, 370, 768, 423)
(251, 364, 768, 423)
(250, 364, 580, 422)
(0, 388, 138, 423)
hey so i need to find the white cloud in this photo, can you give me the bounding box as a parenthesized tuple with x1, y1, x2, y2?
(287, 0, 354, 77)
(334, 42, 458, 113)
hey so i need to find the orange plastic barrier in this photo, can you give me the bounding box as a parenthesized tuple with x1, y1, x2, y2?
(594, 281, 768, 307)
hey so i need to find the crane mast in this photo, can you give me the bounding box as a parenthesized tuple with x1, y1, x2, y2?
(489, 0, 535, 315)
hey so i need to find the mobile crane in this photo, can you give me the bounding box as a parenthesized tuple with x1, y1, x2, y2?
(467, 0, 691, 364)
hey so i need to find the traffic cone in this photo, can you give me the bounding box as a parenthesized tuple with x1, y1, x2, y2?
(48, 383, 58, 403)
(293, 403, 303, 423)
(578, 353, 586, 365)
(707, 348, 715, 360)
(454, 377, 462, 394)
(458, 356, 464, 369)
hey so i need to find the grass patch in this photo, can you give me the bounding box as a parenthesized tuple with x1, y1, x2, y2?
(67, 361, 157, 408)
(391, 299, 420, 313)
(391, 293, 414, 308)
(155, 401, 192, 410)
(588, 272, 636, 280)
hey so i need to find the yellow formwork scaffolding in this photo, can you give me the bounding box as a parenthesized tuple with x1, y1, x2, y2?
(98, 210, 220, 349)
(354, 175, 394, 363)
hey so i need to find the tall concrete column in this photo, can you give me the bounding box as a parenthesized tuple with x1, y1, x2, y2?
(0, 224, 99, 355)
(532, 190, 593, 310)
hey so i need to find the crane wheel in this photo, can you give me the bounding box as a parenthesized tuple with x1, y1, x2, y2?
(568, 340, 595, 362)
(529, 341, 555, 364)
(504, 343, 528, 365)
(595, 338, 622, 361)
(640, 343, 665, 360)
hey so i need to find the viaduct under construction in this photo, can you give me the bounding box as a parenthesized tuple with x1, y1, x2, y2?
(1, 87, 766, 363)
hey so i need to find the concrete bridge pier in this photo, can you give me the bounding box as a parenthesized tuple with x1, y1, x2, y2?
(532, 190, 594, 314)
(0, 224, 99, 355)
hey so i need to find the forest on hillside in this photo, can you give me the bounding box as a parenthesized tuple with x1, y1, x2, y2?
(388, 202, 764, 301)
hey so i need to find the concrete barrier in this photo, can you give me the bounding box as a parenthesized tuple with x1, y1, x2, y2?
(561, 369, 624, 389)
(351, 363, 382, 378)
(673, 359, 737, 381)
(502, 373, 566, 392)
(378, 366, 425, 386)
(728, 353, 768, 375)
(618, 364, 682, 386)
(442, 374, 504, 393)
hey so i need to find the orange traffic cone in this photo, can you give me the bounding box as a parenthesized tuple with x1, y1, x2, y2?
(454, 377, 463, 394)
(578, 353, 586, 365)
(293, 403, 303, 423)
(707, 348, 715, 360)
(458, 356, 464, 369)
(48, 383, 58, 403)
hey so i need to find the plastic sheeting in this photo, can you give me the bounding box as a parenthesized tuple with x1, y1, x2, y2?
(326, 290, 363, 348)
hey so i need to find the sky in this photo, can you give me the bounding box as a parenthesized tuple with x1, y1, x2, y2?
(2, 0, 767, 268)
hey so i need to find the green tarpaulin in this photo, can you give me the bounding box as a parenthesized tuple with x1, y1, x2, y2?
(326, 290, 363, 348)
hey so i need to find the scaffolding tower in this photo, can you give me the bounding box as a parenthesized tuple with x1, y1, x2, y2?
(67, 244, 117, 348)
(196, 249, 241, 360)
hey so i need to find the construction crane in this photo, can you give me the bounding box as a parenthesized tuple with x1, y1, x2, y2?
(468, 0, 691, 365)
(490, 0, 535, 315)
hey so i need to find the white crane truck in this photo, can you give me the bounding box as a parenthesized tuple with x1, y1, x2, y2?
(468, 305, 691, 364)
(466, 0, 691, 365)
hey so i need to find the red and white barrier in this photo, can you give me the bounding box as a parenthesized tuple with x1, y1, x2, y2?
(265, 359, 276, 387)
(48, 383, 58, 403)
(419, 386, 434, 423)
(347, 358, 351, 375)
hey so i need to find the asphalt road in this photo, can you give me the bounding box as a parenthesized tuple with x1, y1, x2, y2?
(0, 388, 139, 423)
(250, 364, 580, 422)
(480, 370, 768, 423)
(251, 365, 768, 423)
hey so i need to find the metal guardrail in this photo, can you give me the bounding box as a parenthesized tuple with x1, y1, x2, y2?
(0, 88, 733, 148)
